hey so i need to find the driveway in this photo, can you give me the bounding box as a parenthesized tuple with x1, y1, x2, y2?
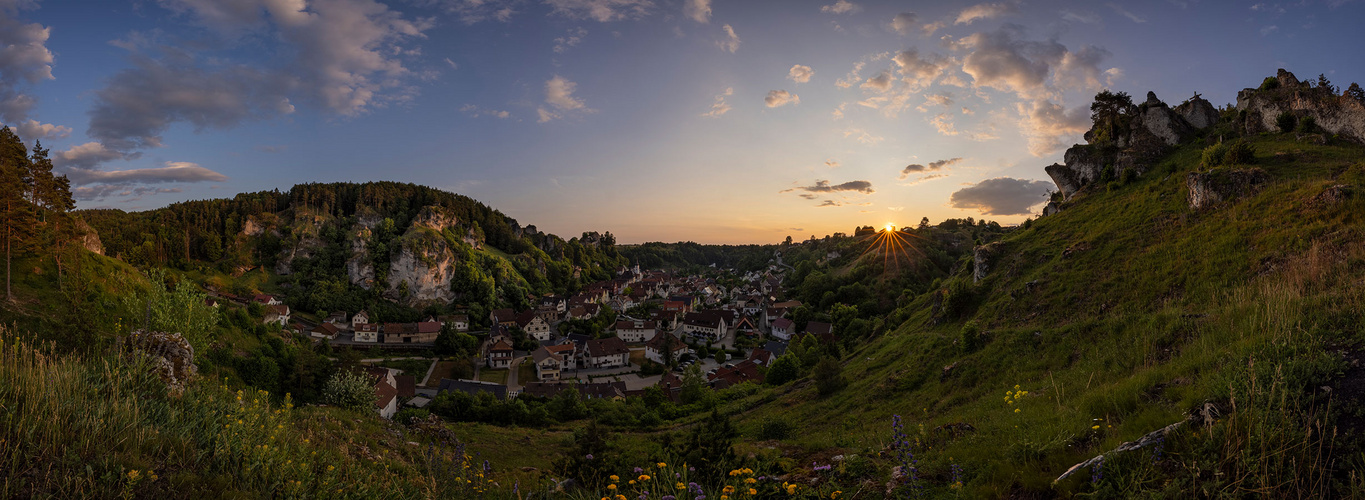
(505, 355, 530, 391)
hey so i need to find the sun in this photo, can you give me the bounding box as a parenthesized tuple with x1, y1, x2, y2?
(883, 223, 896, 232)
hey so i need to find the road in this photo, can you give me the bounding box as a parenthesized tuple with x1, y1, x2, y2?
(505, 355, 530, 391)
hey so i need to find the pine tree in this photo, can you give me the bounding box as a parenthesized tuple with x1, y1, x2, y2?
(0, 127, 34, 302)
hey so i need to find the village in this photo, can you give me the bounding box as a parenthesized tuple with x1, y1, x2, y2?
(224, 263, 828, 420)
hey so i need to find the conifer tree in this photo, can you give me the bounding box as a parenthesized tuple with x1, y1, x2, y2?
(0, 127, 34, 301)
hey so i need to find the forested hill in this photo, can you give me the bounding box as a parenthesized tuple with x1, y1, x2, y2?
(78, 181, 627, 323)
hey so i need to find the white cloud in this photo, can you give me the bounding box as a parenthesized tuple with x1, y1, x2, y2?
(1106, 2, 1146, 23)
(65, 161, 227, 186)
(701, 87, 733, 117)
(824, 159, 841, 168)
(53, 142, 129, 170)
(421, 0, 519, 25)
(9, 119, 70, 142)
(1016, 98, 1091, 156)
(821, 0, 860, 15)
(899, 157, 962, 180)
(916, 92, 954, 112)
(788, 64, 814, 83)
(835, 61, 866, 88)
(460, 104, 510, 118)
(891, 12, 918, 35)
(545, 0, 653, 22)
(683, 0, 710, 23)
(1061, 9, 1101, 24)
(1260, 25, 1278, 36)
(843, 128, 882, 144)
(444, 57, 458, 69)
(0, 1, 54, 124)
(955, 2, 1017, 24)
(538, 74, 593, 123)
(554, 27, 588, 53)
(764, 90, 799, 108)
(949, 25, 1110, 100)
(861, 71, 893, 91)
(831, 102, 848, 120)
(893, 48, 955, 91)
(921, 21, 945, 35)
(930, 113, 959, 136)
(717, 24, 740, 52)
(949, 177, 1053, 215)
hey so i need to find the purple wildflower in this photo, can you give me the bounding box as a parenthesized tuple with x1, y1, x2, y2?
(1091, 456, 1104, 485)
(586, 454, 594, 460)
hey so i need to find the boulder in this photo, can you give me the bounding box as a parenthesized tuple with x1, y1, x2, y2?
(1174, 95, 1219, 129)
(75, 219, 103, 255)
(1186, 168, 1271, 210)
(973, 241, 1004, 283)
(1131, 92, 1194, 146)
(1044, 145, 1108, 200)
(1041, 201, 1062, 217)
(126, 330, 197, 397)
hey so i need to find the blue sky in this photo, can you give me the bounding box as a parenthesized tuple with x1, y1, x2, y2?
(3, 0, 1362, 243)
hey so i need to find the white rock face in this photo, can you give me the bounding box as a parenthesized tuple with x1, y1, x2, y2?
(241, 217, 264, 236)
(385, 240, 456, 305)
(347, 227, 375, 289)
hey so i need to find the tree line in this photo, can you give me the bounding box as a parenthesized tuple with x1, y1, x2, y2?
(0, 126, 77, 302)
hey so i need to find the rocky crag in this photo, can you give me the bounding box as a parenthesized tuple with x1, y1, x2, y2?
(1237, 69, 1365, 143)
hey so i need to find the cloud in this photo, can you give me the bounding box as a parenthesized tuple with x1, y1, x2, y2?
(886, 206, 904, 211)
(99, 0, 429, 154)
(903, 173, 948, 185)
(545, 0, 653, 22)
(553, 27, 587, 53)
(53, 142, 130, 170)
(930, 113, 959, 136)
(950, 25, 1110, 99)
(821, 0, 860, 14)
(781, 179, 874, 194)
(9, 119, 70, 142)
(835, 61, 866, 88)
(893, 48, 954, 91)
(816, 200, 841, 207)
(956, 2, 1017, 24)
(461, 104, 511, 118)
(421, 0, 519, 24)
(831, 102, 848, 120)
(73, 185, 184, 202)
(899, 157, 962, 179)
(1260, 25, 1278, 36)
(1060, 9, 1101, 24)
(717, 24, 740, 52)
(891, 12, 918, 34)
(683, 0, 710, 23)
(824, 159, 841, 168)
(949, 177, 1053, 215)
(921, 21, 945, 35)
(0, 1, 54, 123)
(701, 87, 733, 117)
(538, 74, 592, 122)
(764, 90, 799, 108)
(1017, 98, 1090, 156)
(788, 64, 814, 83)
(65, 161, 228, 186)
(1106, 2, 1146, 23)
(861, 71, 893, 91)
(843, 128, 882, 144)
(798, 193, 818, 199)
(916, 92, 954, 112)
(444, 57, 459, 69)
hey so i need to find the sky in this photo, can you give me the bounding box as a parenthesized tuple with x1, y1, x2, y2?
(2, 0, 1362, 244)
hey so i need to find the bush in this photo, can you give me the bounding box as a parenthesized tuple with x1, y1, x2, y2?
(1296, 116, 1318, 134)
(943, 279, 975, 319)
(960, 320, 982, 353)
(1259, 77, 1280, 91)
(1224, 141, 1254, 164)
(757, 417, 794, 440)
(813, 357, 847, 396)
(1121, 166, 1138, 185)
(323, 370, 375, 412)
(1276, 112, 1297, 133)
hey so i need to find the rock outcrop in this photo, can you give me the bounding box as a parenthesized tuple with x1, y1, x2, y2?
(973, 241, 1004, 283)
(1174, 95, 1219, 130)
(1186, 168, 1271, 210)
(75, 219, 103, 255)
(125, 330, 197, 397)
(1236, 69, 1365, 143)
(384, 231, 457, 305)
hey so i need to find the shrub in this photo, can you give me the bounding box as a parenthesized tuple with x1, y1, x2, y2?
(960, 320, 982, 353)
(1296, 116, 1318, 134)
(1259, 77, 1280, 91)
(943, 279, 975, 319)
(323, 370, 375, 412)
(1276, 112, 1297, 133)
(1121, 167, 1138, 185)
(1225, 140, 1255, 164)
(757, 417, 794, 440)
(813, 357, 847, 396)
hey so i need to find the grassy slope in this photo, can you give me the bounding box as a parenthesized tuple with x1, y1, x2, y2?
(723, 134, 1365, 496)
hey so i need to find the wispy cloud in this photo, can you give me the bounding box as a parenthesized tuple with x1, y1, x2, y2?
(701, 87, 734, 117)
(1107, 2, 1146, 23)
(765, 90, 799, 107)
(717, 24, 740, 52)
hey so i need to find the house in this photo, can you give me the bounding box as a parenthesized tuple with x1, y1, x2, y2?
(682, 311, 727, 341)
(585, 337, 630, 368)
(204, 297, 220, 308)
(708, 360, 764, 390)
(365, 367, 400, 419)
(325, 311, 349, 329)
(515, 311, 552, 341)
(253, 294, 281, 306)
(311, 322, 340, 340)
(354, 323, 379, 343)
(490, 308, 518, 327)
(770, 318, 794, 341)
(532, 347, 563, 381)
(546, 343, 578, 370)
(733, 316, 759, 336)
(614, 319, 658, 343)
(396, 375, 416, 399)
(485, 338, 514, 368)
(763, 341, 788, 358)
(352, 310, 370, 330)
(645, 332, 688, 364)
(747, 348, 775, 366)
(448, 314, 469, 332)
(804, 321, 835, 343)
(413, 321, 442, 343)
(534, 307, 562, 325)
(540, 295, 567, 313)
(264, 304, 290, 326)
(437, 378, 508, 400)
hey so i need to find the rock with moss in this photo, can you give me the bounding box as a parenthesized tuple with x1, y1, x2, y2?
(1186, 168, 1271, 210)
(1174, 94, 1220, 129)
(125, 330, 198, 397)
(1236, 68, 1365, 142)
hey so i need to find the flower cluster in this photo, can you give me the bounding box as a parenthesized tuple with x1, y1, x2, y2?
(890, 414, 922, 496)
(1005, 385, 1028, 414)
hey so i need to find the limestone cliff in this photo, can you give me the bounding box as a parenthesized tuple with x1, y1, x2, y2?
(1236, 69, 1365, 143)
(384, 229, 457, 305)
(274, 209, 331, 275)
(75, 219, 103, 255)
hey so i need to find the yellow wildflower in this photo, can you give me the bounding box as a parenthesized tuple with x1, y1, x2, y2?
(677, 483, 686, 490)
(607, 484, 617, 490)
(1092, 425, 1101, 430)
(1014, 408, 1021, 413)
(749, 488, 758, 495)
(610, 475, 619, 482)
(639, 475, 650, 481)
(657, 462, 667, 468)
(723, 485, 736, 494)
(786, 484, 798, 494)
(831, 491, 842, 499)
(744, 478, 756, 484)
